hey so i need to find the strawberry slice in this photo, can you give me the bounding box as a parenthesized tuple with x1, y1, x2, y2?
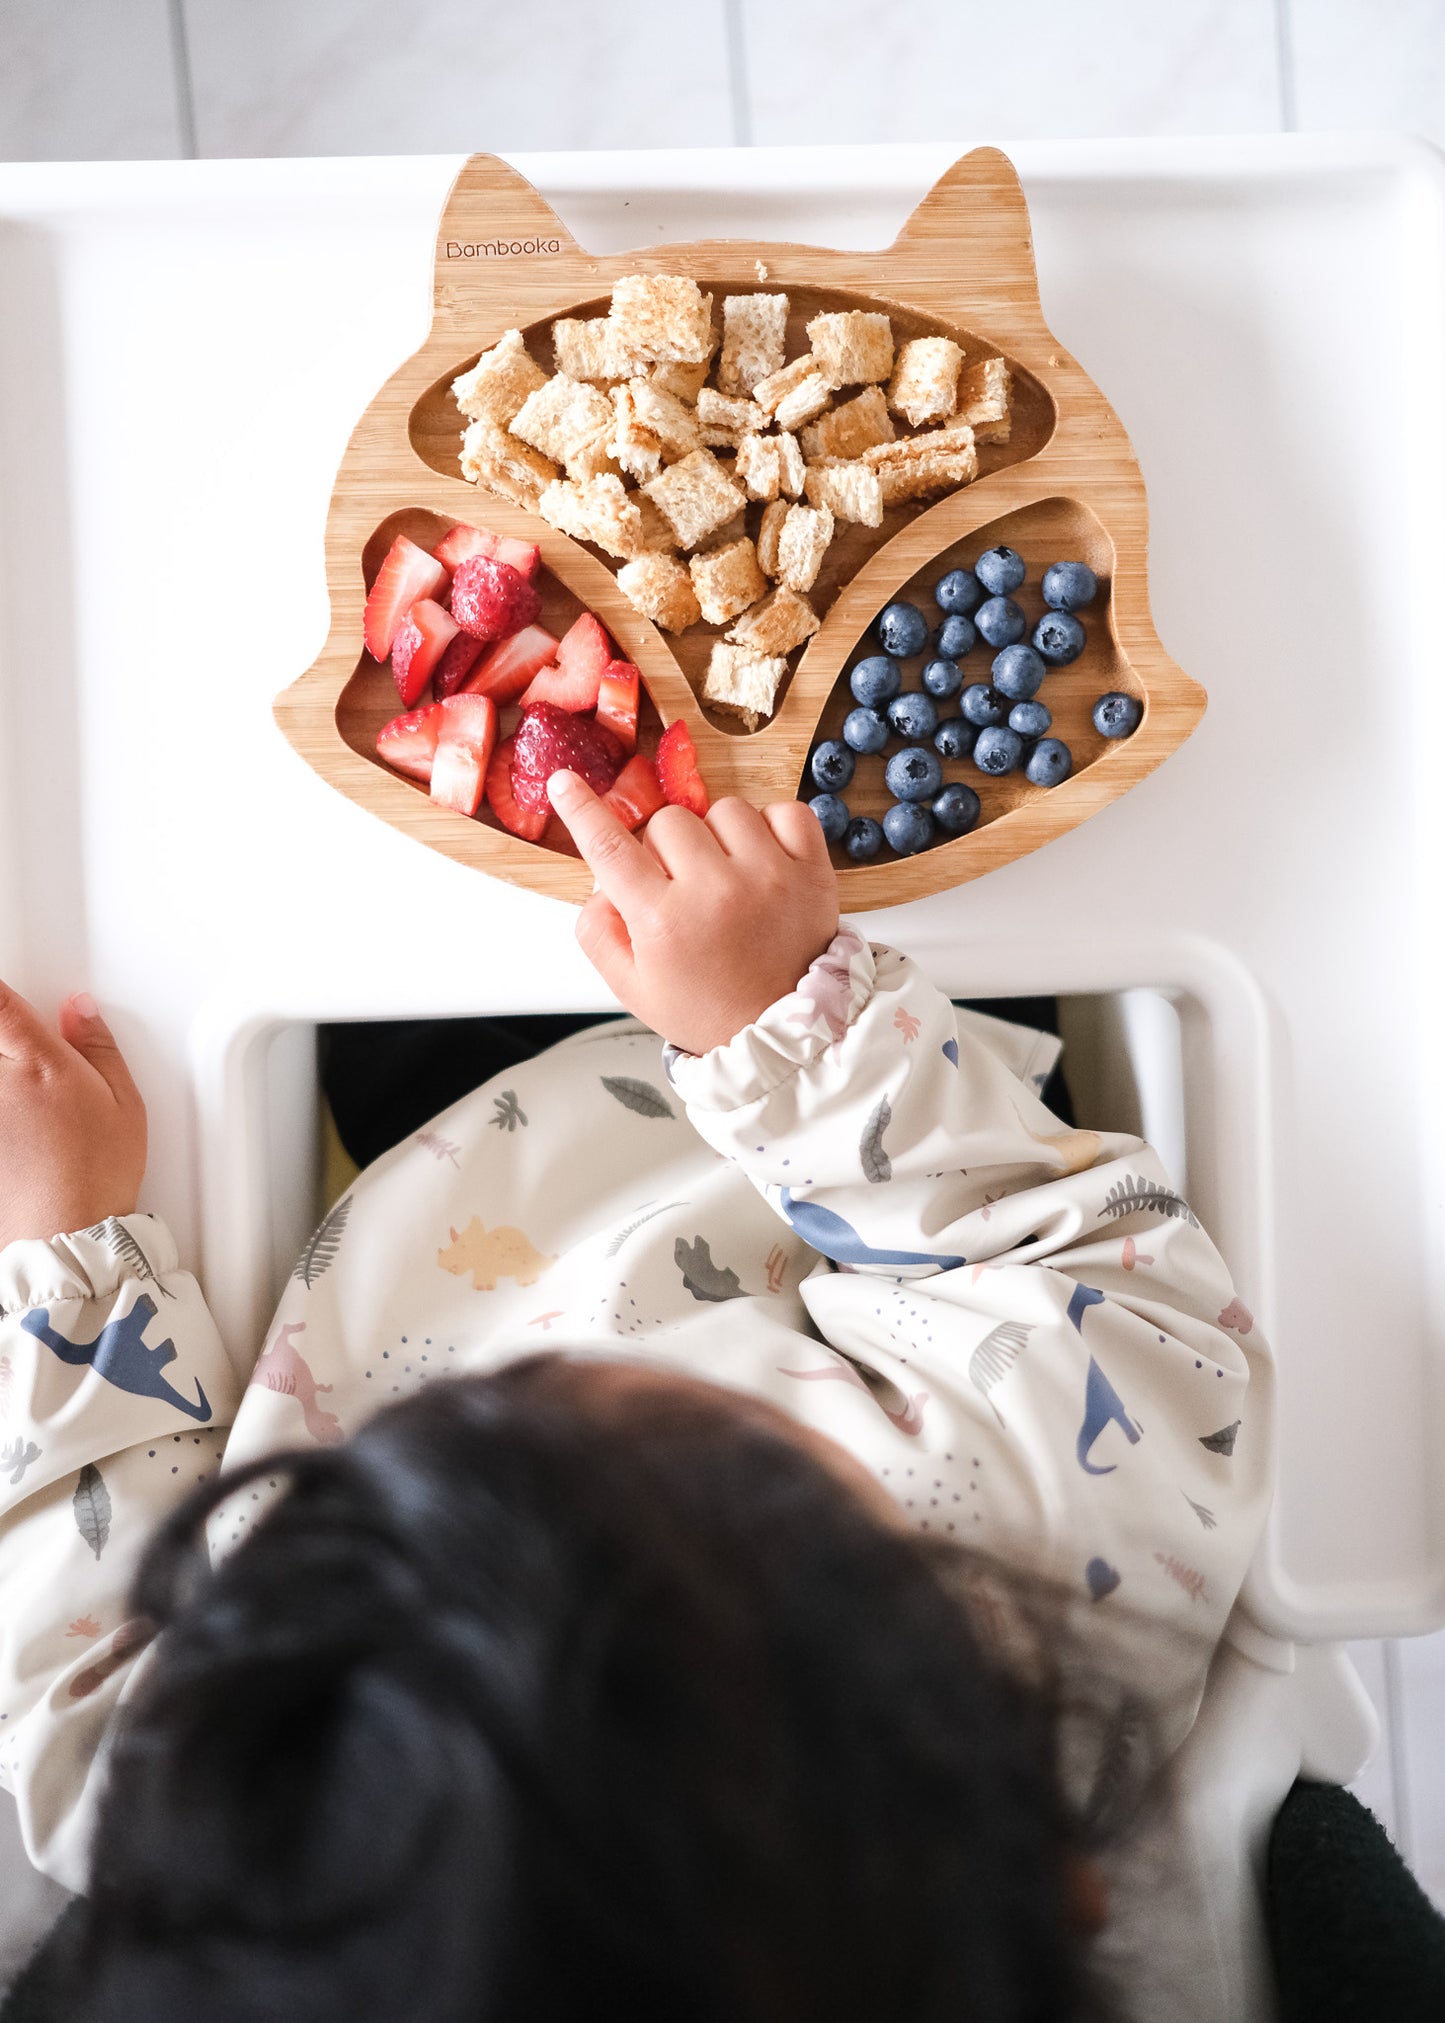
(430, 694, 498, 819)
(559, 611, 614, 683)
(450, 556, 542, 642)
(485, 734, 550, 841)
(433, 522, 541, 581)
(596, 660, 640, 752)
(432, 629, 485, 699)
(519, 658, 603, 711)
(391, 597, 459, 706)
(603, 752, 667, 830)
(464, 623, 560, 704)
(656, 720, 709, 816)
(376, 702, 446, 783)
(512, 702, 626, 815)
(364, 536, 447, 662)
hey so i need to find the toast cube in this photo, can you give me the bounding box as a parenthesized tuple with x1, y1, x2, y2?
(703, 643, 789, 730)
(647, 356, 714, 403)
(451, 329, 548, 425)
(610, 377, 702, 482)
(718, 293, 790, 396)
(776, 430, 806, 499)
(609, 274, 715, 364)
(689, 537, 768, 625)
(799, 384, 895, 462)
(726, 585, 820, 657)
(696, 388, 767, 433)
(806, 310, 894, 390)
(616, 551, 702, 635)
(551, 316, 649, 384)
(459, 416, 559, 507)
(802, 458, 884, 528)
(755, 355, 832, 431)
(755, 498, 789, 578)
(887, 336, 965, 428)
(536, 474, 643, 560)
(735, 432, 782, 502)
(642, 448, 748, 551)
(510, 374, 617, 471)
(633, 493, 681, 553)
(864, 424, 978, 503)
(775, 503, 835, 595)
(955, 355, 1013, 443)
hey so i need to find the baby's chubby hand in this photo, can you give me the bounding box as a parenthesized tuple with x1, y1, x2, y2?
(0, 985, 147, 1252)
(547, 771, 840, 1056)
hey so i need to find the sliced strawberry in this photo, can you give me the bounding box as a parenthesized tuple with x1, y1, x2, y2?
(557, 611, 614, 686)
(464, 623, 560, 704)
(596, 660, 640, 752)
(656, 719, 709, 816)
(485, 735, 549, 842)
(432, 629, 485, 699)
(433, 522, 541, 581)
(376, 702, 446, 783)
(450, 556, 542, 642)
(512, 702, 626, 815)
(430, 693, 498, 818)
(603, 752, 667, 830)
(364, 536, 447, 662)
(390, 597, 459, 706)
(519, 658, 603, 712)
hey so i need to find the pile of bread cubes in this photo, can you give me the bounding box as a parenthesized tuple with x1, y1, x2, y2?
(452, 274, 1011, 730)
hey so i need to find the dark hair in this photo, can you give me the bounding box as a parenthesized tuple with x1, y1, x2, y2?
(74, 1354, 1101, 2022)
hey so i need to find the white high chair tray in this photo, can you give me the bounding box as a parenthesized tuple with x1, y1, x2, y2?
(0, 136, 1441, 1648)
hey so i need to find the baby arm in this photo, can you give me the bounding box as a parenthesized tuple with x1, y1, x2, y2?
(0, 983, 238, 1885)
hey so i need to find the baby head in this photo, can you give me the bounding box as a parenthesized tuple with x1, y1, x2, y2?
(72, 1353, 1098, 2021)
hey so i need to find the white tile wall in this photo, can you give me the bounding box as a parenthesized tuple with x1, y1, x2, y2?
(1, 0, 1444, 1932)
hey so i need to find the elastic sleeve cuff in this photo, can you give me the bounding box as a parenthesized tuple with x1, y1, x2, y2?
(0, 1214, 178, 1318)
(664, 925, 876, 1114)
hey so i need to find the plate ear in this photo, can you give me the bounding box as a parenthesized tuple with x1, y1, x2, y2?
(432, 152, 584, 274)
(888, 146, 1043, 326)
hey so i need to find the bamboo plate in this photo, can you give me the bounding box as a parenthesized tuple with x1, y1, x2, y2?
(274, 146, 1205, 909)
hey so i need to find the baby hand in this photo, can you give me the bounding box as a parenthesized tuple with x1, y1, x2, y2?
(0, 985, 147, 1251)
(547, 771, 839, 1056)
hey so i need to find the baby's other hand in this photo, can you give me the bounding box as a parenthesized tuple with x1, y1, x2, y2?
(547, 771, 840, 1056)
(0, 985, 147, 1251)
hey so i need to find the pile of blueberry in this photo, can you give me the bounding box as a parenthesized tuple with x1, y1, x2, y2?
(805, 547, 1142, 860)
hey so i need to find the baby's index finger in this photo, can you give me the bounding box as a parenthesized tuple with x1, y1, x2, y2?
(547, 771, 669, 915)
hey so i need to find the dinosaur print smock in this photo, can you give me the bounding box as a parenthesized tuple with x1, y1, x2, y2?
(0, 932, 1273, 1894)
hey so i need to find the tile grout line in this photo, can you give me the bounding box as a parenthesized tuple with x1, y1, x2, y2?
(1273, 0, 1298, 132)
(166, 0, 200, 160)
(723, 0, 753, 148)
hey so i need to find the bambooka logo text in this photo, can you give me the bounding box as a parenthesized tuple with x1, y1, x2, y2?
(446, 238, 562, 258)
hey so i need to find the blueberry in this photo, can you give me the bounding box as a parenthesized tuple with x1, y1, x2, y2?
(960, 682, 1008, 729)
(843, 706, 890, 754)
(885, 745, 943, 802)
(808, 792, 850, 840)
(877, 601, 929, 659)
(888, 690, 939, 740)
(1042, 560, 1098, 612)
(1009, 699, 1052, 738)
(973, 725, 1024, 775)
(883, 801, 936, 855)
(991, 643, 1046, 701)
(810, 740, 855, 791)
(974, 545, 1026, 596)
(1025, 738, 1073, 786)
(934, 613, 977, 661)
(844, 816, 884, 862)
(934, 716, 977, 760)
(1033, 611, 1086, 665)
(1093, 691, 1142, 738)
(932, 782, 981, 836)
(921, 657, 963, 700)
(850, 654, 903, 707)
(975, 596, 1026, 648)
(935, 567, 984, 616)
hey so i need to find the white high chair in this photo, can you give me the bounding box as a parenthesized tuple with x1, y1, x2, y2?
(1, 138, 1443, 2016)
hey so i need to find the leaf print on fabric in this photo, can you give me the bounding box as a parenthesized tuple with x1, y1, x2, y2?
(83, 1218, 176, 1299)
(1082, 1699, 1147, 1842)
(1155, 1552, 1206, 1602)
(73, 1464, 112, 1560)
(893, 1007, 921, 1042)
(1183, 1493, 1217, 1530)
(1085, 1556, 1121, 1602)
(605, 1199, 687, 1257)
(489, 1090, 527, 1132)
(1, 1436, 40, 1487)
(968, 1322, 1033, 1426)
(1099, 1176, 1200, 1227)
(941, 1037, 959, 1067)
(675, 1236, 748, 1303)
(292, 1195, 352, 1289)
(414, 1130, 460, 1166)
(859, 1096, 893, 1183)
(601, 1075, 675, 1120)
(1199, 1420, 1241, 1457)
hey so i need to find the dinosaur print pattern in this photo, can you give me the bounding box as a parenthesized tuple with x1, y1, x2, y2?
(1077, 1356, 1142, 1476)
(21, 1298, 212, 1421)
(775, 1187, 966, 1271)
(251, 1321, 343, 1445)
(437, 1218, 554, 1290)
